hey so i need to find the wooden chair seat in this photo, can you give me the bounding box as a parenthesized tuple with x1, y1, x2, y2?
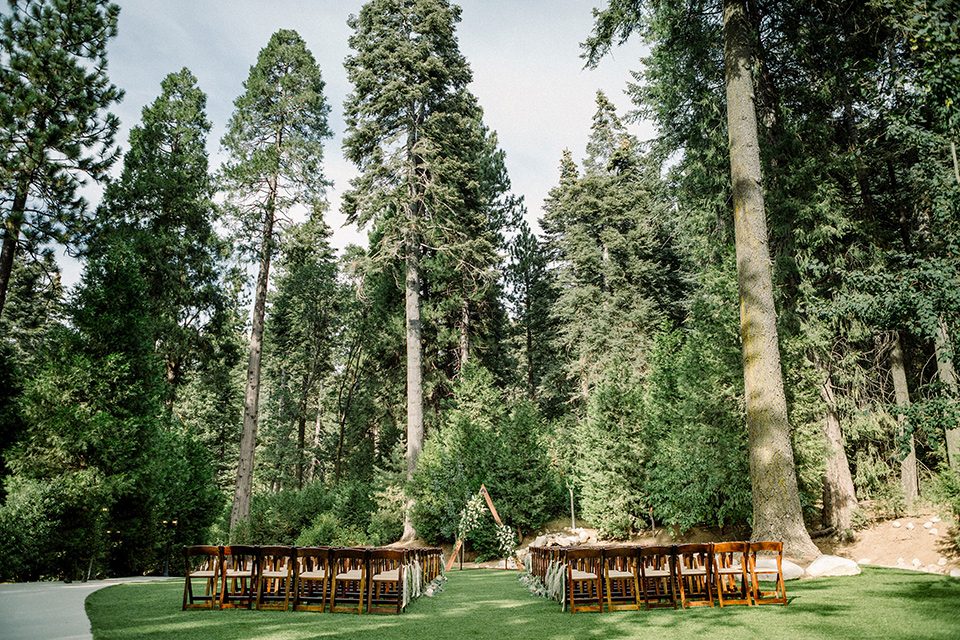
(570, 568, 599, 580)
(372, 568, 401, 582)
(336, 569, 363, 581)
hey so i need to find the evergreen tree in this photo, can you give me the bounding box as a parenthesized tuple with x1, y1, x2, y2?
(342, 0, 512, 539)
(261, 215, 338, 490)
(221, 29, 331, 532)
(542, 93, 684, 399)
(0, 0, 122, 318)
(95, 68, 229, 406)
(504, 219, 559, 404)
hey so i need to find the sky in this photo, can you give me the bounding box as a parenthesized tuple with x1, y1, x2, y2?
(67, 0, 652, 281)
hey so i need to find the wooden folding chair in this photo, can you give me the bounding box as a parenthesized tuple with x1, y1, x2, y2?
(566, 548, 604, 613)
(182, 545, 221, 610)
(713, 541, 752, 606)
(368, 548, 406, 614)
(220, 545, 258, 609)
(330, 548, 368, 614)
(292, 547, 331, 612)
(602, 546, 641, 612)
(748, 541, 787, 605)
(255, 546, 294, 610)
(638, 545, 678, 610)
(676, 543, 714, 608)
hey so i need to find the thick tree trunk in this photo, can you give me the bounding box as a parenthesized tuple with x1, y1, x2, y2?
(401, 221, 424, 542)
(230, 197, 276, 533)
(723, 0, 819, 558)
(934, 319, 960, 469)
(0, 186, 28, 320)
(889, 332, 919, 505)
(819, 367, 858, 533)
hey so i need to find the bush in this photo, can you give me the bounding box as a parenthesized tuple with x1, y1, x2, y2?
(242, 481, 334, 544)
(0, 475, 106, 581)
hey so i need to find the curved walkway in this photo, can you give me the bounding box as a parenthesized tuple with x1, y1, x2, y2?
(0, 577, 173, 640)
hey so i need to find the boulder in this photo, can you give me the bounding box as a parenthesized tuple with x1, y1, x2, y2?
(806, 555, 861, 577)
(753, 558, 805, 581)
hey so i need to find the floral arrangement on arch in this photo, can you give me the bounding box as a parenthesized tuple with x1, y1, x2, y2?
(495, 522, 517, 559)
(457, 494, 487, 541)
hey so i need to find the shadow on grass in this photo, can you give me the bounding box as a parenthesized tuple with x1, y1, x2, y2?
(87, 567, 960, 640)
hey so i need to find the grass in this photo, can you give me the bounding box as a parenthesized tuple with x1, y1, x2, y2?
(87, 567, 960, 640)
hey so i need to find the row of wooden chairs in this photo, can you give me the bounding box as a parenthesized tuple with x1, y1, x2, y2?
(182, 545, 444, 614)
(526, 541, 786, 613)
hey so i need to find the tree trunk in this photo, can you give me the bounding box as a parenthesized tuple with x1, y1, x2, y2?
(296, 372, 311, 490)
(934, 318, 960, 469)
(0, 186, 28, 320)
(459, 298, 470, 371)
(401, 220, 424, 542)
(308, 393, 322, 484)
(819, 366, 857, 533)
(889, 332, 919, 505)
(723, 0, 819, 558)
(526, 299, 536, 401)
(229, 196, 276, 533)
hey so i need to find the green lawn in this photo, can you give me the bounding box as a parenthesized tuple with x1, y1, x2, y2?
(87, 567, 960, 640)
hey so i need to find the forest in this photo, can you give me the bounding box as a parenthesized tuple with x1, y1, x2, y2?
(1, 0, 959, 581)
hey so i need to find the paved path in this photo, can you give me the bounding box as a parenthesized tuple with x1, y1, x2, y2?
(0, 577, 173, 640)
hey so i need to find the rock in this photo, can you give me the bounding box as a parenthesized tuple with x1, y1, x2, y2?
(806, 555, 861, 578)
(425, 587, 435, 597)
(752, 558, 804, 581)
(929, 528, 938, 536)
(897, 557, 905, 565)
(951, 569, 960, 579)
(892, 521, 902, 528)
(857, 558, 872, 565)
(924, 521, 933, 529)
(925, 565, 941, 574)
(932, 516, 941, 523)
(906, 522, 915, 530)
(912, 558, 922, 568)
(532, 535, 547, 548)
(939, 558, 948, 566)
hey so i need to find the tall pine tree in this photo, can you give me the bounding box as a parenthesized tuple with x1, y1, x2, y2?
(221, 29, 331, 532)
(342, 0, 511, 540)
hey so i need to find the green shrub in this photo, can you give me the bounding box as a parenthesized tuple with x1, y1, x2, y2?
(295, 512, 340, 546)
